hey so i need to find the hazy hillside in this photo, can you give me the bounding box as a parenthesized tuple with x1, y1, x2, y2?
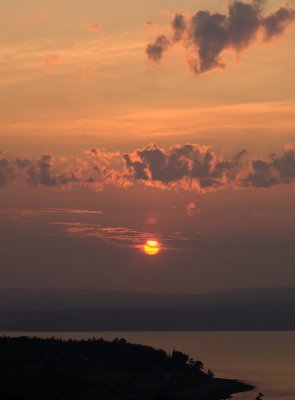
(1, 287, 295, 310)
(1, 287, 295, 331)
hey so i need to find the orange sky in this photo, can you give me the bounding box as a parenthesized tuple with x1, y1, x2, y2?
(0, 0, 295, 293)
(0, 0, 295, 155)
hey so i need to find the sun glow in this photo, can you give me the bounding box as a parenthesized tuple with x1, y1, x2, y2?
(144, 240, 160, 256)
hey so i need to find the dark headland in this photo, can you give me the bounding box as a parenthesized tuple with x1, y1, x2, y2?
(0, 336, 254, 400)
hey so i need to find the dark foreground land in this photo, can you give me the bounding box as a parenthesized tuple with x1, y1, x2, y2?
(0, 336, 254, 400)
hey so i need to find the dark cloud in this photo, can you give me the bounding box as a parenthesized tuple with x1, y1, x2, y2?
(244, 149, 295, 188)
(124, 143, 243, 190)
(0, 156, 13, 187)
(29, 155, 57, 186)
(10, 154, 91, 189)
(263, 6, 295, 40)
(13, 151, 123, 190)
(146, 35, 171, 62)
(227, 0, 262, 50)
(189, 10, 229, 72)
(233, 148, 247, 163)
(125, 145, 295, 191)
(1, 145, 295, 192)
(171, 13, 187, 42)
(15, 155, 78, 187)
(146, 0, 295, 73)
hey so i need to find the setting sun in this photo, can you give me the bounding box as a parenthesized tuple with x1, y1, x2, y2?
(144, 240, 160, 256)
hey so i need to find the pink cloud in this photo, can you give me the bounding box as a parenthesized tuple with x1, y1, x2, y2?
(31, 10, 50, 24)
(78, 65, 95, 80)
(86, 22, 103, 34)
(186, 202, 199, 217)
(44, 54, 63, 70)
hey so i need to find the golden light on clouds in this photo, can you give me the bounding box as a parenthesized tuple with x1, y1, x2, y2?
(144, 240, 160, 256)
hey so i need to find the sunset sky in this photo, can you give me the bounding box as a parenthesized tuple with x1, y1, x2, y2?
(1, 0, 295, 293)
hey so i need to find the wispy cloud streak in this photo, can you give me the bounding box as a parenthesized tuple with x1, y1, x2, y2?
(0, 208, 103, 220)
(52, 222, 206, 250)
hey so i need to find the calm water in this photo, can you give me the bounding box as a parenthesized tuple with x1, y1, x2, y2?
(2, 331, 295, 400)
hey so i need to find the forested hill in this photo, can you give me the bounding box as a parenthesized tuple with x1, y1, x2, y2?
(0, 336, 254, 400)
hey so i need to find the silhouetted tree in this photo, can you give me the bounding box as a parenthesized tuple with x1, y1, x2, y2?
(171, 350, 189, 368)
(207, 368, 214, 379)
(193, 360, 204, 370)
